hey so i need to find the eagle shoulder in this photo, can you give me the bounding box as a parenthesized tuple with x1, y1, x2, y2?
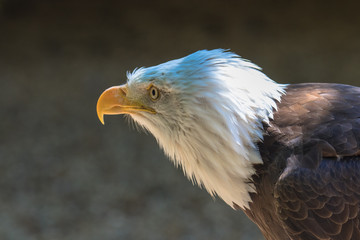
(252, 83, 360, 240)
(269, 83, 360, 163)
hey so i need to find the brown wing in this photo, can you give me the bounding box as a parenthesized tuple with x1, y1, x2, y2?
(275, 157, 360, 240)
(271, 83, 360, 240)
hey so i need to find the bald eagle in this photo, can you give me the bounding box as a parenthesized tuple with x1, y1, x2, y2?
(97, 49, 360, 240)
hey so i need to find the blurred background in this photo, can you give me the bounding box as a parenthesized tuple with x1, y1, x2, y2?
(0, 0, 359, 239)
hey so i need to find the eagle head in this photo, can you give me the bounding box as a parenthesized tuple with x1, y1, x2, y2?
(97, 49, 285, 208)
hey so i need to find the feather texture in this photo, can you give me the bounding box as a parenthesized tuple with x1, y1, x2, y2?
(246, 83, 360, 240)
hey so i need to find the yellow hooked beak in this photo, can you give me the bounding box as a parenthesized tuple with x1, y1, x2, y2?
(96, 84, 156, 124)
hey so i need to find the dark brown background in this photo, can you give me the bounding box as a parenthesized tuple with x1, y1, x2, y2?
(0, 1, 359, 239)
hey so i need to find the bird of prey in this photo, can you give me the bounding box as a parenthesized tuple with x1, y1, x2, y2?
(97, 49, 360, 240)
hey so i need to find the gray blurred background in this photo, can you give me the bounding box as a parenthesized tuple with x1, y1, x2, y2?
(0, 1, 359, 239)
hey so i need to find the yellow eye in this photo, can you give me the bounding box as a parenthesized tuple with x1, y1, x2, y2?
(149, 85, 160, 101)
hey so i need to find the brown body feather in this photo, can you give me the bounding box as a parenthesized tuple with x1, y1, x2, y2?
(244, 83, 360, 240)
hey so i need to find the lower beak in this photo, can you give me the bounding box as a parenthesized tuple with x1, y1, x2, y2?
(96, 84, 155, 124)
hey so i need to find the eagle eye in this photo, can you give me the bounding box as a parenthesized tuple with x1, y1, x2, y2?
(149, 85, 160, 101)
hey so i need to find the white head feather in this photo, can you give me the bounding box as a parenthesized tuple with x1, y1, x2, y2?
(126, 49, 286, 209)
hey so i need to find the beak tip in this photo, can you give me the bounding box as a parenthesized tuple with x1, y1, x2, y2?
(97, 105, 105, 125)
(97, 111, 105, 125)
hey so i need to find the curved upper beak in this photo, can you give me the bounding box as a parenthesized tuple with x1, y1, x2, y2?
(96, 84, 155, 124)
